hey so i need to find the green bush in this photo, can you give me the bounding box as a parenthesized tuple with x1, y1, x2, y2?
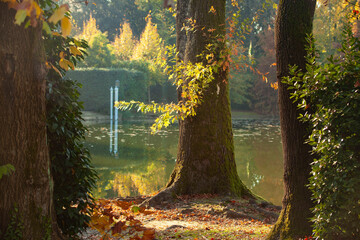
(287, 25, 360, 239)
(43, 21, 98, 236)
(46, 77, 98, 238)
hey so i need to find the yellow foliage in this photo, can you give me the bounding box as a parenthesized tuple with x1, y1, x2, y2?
(132, 14, 165, 62)
(78, 14, 102, 42)
(112, 22, 136, 61)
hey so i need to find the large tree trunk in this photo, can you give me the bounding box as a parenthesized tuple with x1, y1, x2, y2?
(267, 1, 316, 239)
(143, 0, 253, 206)
(0, 5, 61, 239)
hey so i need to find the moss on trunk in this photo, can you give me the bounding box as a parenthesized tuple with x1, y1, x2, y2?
(142, 1, 255, 207)
(267, 0, 316, 239)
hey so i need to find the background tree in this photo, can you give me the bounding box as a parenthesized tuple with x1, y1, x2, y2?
(132, 14, 166, 102)
(267, 0, 317, 239)
(252, 26, 278, 116)
(77, 15, 115, 67)
(112, 22, 136, 61)
(0, 3, 62, 239)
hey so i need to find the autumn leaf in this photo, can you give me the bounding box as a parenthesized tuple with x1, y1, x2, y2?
(209, 6, 216, 14)
(48, 4, 69, 24)
(59, 58, 71, 71)
(69, 46, 82, 56)
(49, 63, 63, 77)
(141, 228, 155, 240)
(355, 80, 360, 88)
(58, 58, 67, 70)
(61, 16, 71, 37)
(111, 221, 126, 235)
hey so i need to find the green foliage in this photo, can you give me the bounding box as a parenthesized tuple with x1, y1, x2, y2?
(66, 68, 149, 114)
(84, 32, 115, 68)
(287, 24, 360, 239)
(3, 205, 23, 240)
(0, 164, 15, 180)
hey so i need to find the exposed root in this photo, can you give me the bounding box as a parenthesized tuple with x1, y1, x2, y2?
(139, 185, 178, 208)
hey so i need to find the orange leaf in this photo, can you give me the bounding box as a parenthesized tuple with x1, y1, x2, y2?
(355, 80, 360, 87)
(112, 221, 126, 235)
(141, 228, 155, 240)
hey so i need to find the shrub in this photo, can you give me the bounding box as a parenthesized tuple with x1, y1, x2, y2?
(66, 68, 176, 115)
(287, 24, 360, 239)
(44, 27, 98, 237)
(46, 77, 98, 238)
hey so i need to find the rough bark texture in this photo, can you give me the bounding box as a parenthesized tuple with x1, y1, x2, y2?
(0, 5, 61, 239)
(143, 0, 253, 206)
(267, 1, 316, 239)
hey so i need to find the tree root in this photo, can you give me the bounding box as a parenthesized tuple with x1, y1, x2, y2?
(139, 185, 178, 208)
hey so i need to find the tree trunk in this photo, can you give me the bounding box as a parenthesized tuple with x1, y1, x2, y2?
(267, 1, 316, 239)
(143, 0, 253, 206)
(0, 5, 61, 239)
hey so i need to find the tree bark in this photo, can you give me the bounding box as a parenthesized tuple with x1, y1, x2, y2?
(143, 0, 254, 206)
(267, 1, 316, 239)
(0, 5, 61, 239)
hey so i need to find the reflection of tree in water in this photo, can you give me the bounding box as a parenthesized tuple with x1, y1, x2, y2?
(88, 120, 283, 204)
(236, 143, 263, 189)
(94, 170, 116, 199)
(93, 158, 173, 199)
(233, 119, 283, 205)
(112, 161, 167, 196)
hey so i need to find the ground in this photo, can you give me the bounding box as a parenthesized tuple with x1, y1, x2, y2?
(80, 194, 281, 240)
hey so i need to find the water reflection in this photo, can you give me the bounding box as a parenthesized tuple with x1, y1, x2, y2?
(85, 118, 284, 205)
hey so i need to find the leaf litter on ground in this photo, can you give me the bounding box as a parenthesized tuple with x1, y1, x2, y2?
(80, 194, 281, 240)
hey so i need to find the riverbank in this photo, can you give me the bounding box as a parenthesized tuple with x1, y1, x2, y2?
(81, 195, 281, 240)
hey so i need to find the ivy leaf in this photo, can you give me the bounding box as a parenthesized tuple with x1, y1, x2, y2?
(61, 17, 71, 37)
(14, 9, 27, 25)
(0, 164, 15, 179)
(131, 205, 140, 213)
(42, 21, 51, 35)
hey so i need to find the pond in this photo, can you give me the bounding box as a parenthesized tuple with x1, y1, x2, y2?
(84, 113, 284, 206)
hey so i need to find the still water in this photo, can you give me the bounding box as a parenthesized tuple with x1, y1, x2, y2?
(85, 116, 284, 206)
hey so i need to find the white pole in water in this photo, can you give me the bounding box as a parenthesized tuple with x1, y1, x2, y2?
(109, 87, 113, 154)
(114, 81, 120, 156)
